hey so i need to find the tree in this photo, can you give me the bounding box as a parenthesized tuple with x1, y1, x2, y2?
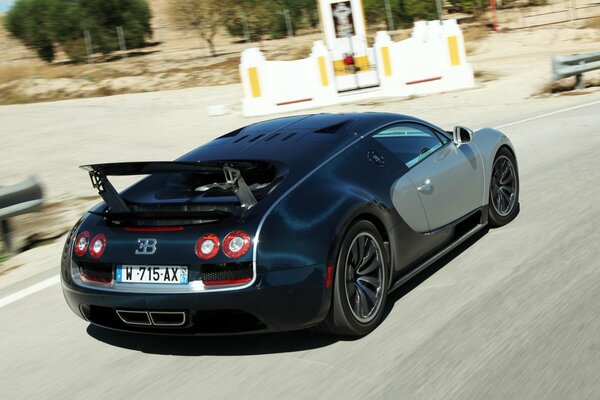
(224, 0, 272, 42)
(364, 0, 447, 28)
(223, 0, 317, 42)
(4, 0, 152, 63)
(401, 0, 438, 22)
(449, 0, 489, 18)
(168, 0, 223, 57)
(4, 0, 56, 62)
(364, 0, 390, 26)
(269, 0, 317, 38)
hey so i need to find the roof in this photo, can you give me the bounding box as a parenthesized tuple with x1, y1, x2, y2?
(179, 113, 413, 169)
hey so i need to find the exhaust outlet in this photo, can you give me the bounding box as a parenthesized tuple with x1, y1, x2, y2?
(116, 309, 187, 327)
(149, 311, 186, 327)
(116, 310, 152, 326)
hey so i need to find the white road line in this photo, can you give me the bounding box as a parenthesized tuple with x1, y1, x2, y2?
(494, 98, 600, 129)
(0, 275, 60, 309)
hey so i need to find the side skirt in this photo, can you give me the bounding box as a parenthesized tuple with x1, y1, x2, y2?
(388, 222, 487, 293)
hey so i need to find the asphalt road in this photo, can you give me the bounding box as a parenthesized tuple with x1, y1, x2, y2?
(1, 98, 600, 400)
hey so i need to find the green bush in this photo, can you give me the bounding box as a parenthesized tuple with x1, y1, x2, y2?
(449, 0, 489, 17)
(366, 0, 481, 29)
(5, 0, 56, 62)
(4, 0, 152, 63)
(224, 0, 317, 41)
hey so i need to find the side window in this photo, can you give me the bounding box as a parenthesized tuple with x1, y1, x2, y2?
(373, 123, 446, 168)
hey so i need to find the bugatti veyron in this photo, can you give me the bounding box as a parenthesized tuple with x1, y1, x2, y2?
(61, 113, 519, 336)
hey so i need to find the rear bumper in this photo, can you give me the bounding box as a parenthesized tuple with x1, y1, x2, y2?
(61, 263, 330, 335)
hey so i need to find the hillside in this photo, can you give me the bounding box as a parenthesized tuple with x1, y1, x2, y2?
(1, 0, 600, 104)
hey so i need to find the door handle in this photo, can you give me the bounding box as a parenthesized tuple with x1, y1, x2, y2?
(417, 179, 434, 194)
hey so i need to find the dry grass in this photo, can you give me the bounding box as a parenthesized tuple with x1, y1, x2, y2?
(0, 62, 142, 105)
(0, 62, 149, 86)
(0, 52, 243, 105)
(390, 29, 411, 42)
(289, 43, 313, 60)
(463, 24, 489, 42)
(534, 76, 600, 97)
(474, 70, 499, 83)
(271, 42, 313, 61)
(200, 57, 239, 73)
(0, 251, 9, 264)
(581, 17, 600, 29)
(535, 79, 576, 96)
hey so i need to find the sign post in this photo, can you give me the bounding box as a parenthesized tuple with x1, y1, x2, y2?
(318, 0, 367, 47)
(317, 0, 379, 92)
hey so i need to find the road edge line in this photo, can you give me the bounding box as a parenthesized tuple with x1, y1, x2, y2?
(494, 99, 600, 129)
(0, 275, 60, 309)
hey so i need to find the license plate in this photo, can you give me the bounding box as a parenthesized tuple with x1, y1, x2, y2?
(116, 265, 188, 284)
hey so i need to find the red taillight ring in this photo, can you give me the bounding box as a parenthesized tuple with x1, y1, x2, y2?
(74, 231, 90, 257)
(195, 234, 220, 260)
(89, 234, 106, 259)
(222, 231, 252, 259)
(203, 277, 252, 286)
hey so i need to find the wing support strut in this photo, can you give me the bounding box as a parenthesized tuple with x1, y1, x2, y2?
(88, 170, 131, 213)
(83, 162, 258, 213)
(223, 165, 257, 210)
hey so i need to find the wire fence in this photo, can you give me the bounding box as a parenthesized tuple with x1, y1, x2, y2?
(499, 0, 600, 29)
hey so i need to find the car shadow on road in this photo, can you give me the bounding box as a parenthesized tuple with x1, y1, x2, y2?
(87, 324, 339, 356)
(87, 226, 490, 356)
(382, 226, 490, 319)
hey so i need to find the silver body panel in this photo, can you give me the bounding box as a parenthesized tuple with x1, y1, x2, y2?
(470, 128, 516, 206)
(405, 142, 484, 231)
(391, 174, 430, 233)
(390, 126, 514, 233)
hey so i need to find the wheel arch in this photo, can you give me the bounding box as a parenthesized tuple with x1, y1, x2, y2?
(317, 209, 396, 335)
(488, 144, 520, 226)
(496, 144, 518, 165)
(472, 128, 518, 206)
(325, 206, 396, 293)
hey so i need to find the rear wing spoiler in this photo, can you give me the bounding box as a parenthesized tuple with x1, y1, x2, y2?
(80, 161, 258, 213)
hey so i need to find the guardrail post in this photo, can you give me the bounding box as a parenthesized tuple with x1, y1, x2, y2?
(576, 60, 584, 89)
(0, 177, 44, 254)
(1, 220, 13, 254)
(575, 73, 584, 89)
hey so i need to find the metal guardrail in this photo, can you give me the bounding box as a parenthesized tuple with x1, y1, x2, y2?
(0, 177, 44, 253)
(552, 52, 600, 89)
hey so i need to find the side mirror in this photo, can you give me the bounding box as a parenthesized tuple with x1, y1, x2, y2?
(453, 126, 474, 145)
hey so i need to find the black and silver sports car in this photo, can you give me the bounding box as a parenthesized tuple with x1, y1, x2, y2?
(61, 112, 519, 336)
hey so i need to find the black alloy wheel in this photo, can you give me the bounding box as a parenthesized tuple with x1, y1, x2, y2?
(317, 220, 389, 336)
(489, 147, 520, 226)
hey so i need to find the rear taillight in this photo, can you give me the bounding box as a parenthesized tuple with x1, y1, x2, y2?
(223, 231, 251, 258)
(81, 274, 112, 284)
(89, 234, 106, 259)
(195, 234, 220, 260)
(74, 231, 89, 257)
(204, 277, 252, 286)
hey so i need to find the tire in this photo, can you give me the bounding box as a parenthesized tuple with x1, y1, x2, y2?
(317, 220, 389, 336)
(488, 147, 520, 227)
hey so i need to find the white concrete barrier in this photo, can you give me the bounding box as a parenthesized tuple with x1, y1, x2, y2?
(240, 20, 475, 117)
(374, 20, 475, 97)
